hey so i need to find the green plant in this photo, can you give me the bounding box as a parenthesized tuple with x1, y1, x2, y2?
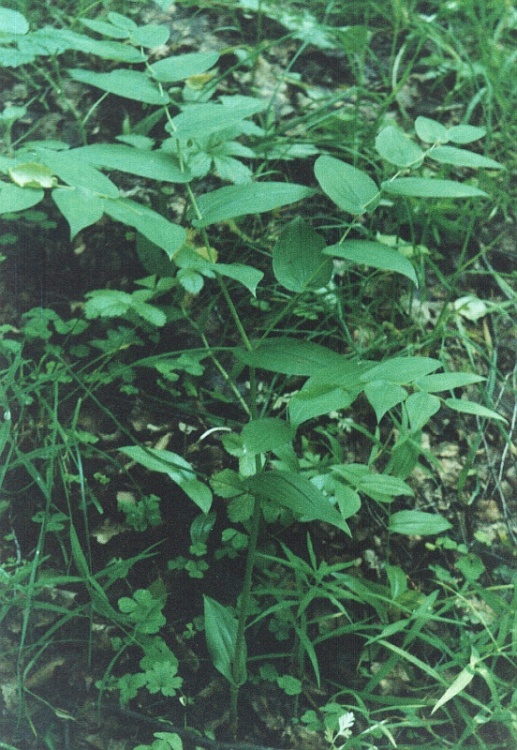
(1, 3, 514, 748)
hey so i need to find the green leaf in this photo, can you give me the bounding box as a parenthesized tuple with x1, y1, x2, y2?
(0, 182, 43, 213)
(382, 177, 488, 199)
(177, 267, 204, 294)
(234, 337, 342, 375)
(119, 446, 212, 513)
(52, 187, 104, 238)
(130, 24, 170, 48)
(364, 381, 408, 422)
(107, 11, 137, 31)
(68, 68, 169, 104)
(150, 51, 219, 82)
(324, 240, 418, 285)
(288, 385, 359, 427)
(104, 197, 186, 258)
(79, 18, 130, 39)
(375, 126, 424, 168)
(8, 162, 56, 188)
(445, 399, 507, 422)
(241, 418, 294, 455)
(288, 359, 372, 426)
(84, 289, 132, 318)
(315, 155, 379, 214)
(447, 124, 486, 144)
(414, 116, 449, 143)
(0, 7, 29, 34)
(169, 98, 265, 140)
(210, 469, 245, 499)
(405, 392, 441, 432)
(360, 357, 441, 384)
(35, 28, 146, 62)
(333, 464, 414, 503)
(415, 373, 485, 392)
(73, 144, 189, 183)
(389, 510, 452, 535)
(429, 146, 503, 170)
(273, 217, 332, 292)
(212, 263, 264, 296)
(203, 596, 242, 685)
(247, 471, 351, 534)
(37, 148, 119, 197)
(193, 182, 314, 228)
(431, 663, 476, 715)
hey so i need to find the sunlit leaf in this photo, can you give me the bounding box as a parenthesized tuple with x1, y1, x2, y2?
(9, 162, 56, 189)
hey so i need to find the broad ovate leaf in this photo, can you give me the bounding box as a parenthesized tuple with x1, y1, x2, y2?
(315, 155, 379, 214)
(150, 51, 219, 82)
(273, 216, 332, 292)
(375, 126, 424, 168)
(241, 418, 294, 455)
(323, 240, 418, 285)
(364, 381, 408, 422)
(415, 116, 448, 144)
(130, 24, 170, 48)
(212, 263, 263, 297)
(0, 7, 29, 34)
(52, 187, 104, 238)
(405, 391, 441, 432)
(0, 182, 44, 213)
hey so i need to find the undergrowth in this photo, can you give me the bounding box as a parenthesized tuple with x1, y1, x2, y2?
(0, 1, 515, 749)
